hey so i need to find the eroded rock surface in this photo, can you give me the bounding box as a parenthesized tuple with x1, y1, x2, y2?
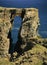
(0, 7, 40, 57)
(0, 7, 47, 59)
(0, 7, 47, 65)
(21, 8, 39, 38)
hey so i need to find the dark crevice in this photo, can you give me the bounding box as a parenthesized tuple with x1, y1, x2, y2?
(43, 62, 47, 65)
(8, 30, 13, 54)
(10, 10, 16, 19)
(21, 9, 26, 19)
(10, 19, 14, 24)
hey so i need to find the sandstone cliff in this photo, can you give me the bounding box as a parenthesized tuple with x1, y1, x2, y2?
(0, 7, 40, 57)
(0, 7, 47, 65)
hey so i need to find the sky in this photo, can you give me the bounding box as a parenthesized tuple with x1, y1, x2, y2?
(0, 0, 47, 38)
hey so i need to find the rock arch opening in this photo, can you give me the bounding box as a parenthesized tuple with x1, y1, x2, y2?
(9, 16, 22, 54)
(8, 9, 26, 54)
(0, 7, 41, 57)
(11, 16, 22, 44)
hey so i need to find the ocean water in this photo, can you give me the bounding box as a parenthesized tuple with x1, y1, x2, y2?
(11, 16, 22, 43)
(38, 13, 47, 38)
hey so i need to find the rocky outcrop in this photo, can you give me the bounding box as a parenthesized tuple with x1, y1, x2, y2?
(0, 18, 11, 57)
(0, 7, 47, 65)
(21, 8, 39, 38)
(0, 7, 40, 57)
(20, 8, 40, 50)
(0, 7, 47, 58)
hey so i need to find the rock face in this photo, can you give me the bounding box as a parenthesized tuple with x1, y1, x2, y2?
(0, 16, 11, 57)
(0, 7, 47, 65)
(20, 9, 40, 49)
(0, 7, 40, 57)
(0, 7, 47, 59)
(21, 8, 39, 38)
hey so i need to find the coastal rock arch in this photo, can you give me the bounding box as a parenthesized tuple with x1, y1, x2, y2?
(8, 9, 26, 54)
(0, 7, 39, 57)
